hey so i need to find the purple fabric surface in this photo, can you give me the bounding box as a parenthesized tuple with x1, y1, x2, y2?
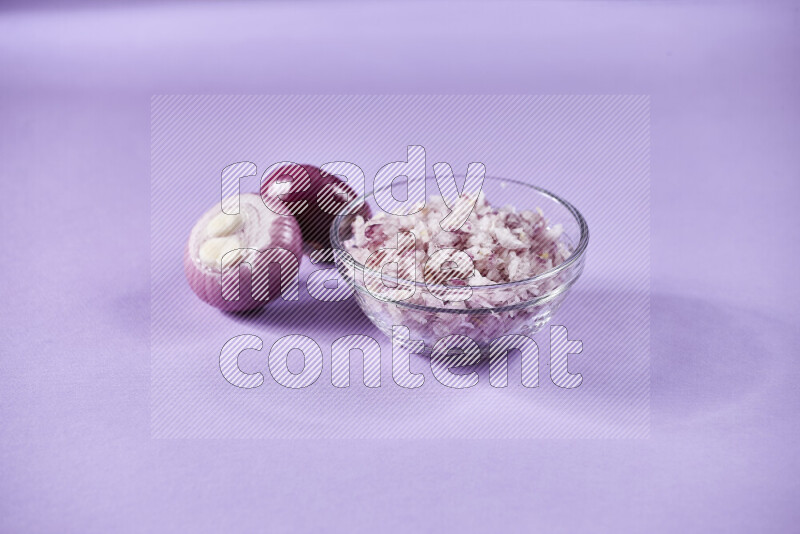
(1, 1, 798, 532)
(149, 94, 651, 439)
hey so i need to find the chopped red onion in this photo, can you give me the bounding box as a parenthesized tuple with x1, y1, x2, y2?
(341, 193, 573, 342)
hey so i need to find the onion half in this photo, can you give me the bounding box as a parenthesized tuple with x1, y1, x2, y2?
(184, 193, 303, 312)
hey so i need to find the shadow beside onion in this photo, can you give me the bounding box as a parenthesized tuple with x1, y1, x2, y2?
(172, 278, 790, 437)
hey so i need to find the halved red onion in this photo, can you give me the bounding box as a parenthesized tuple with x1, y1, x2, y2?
(184, 193, 303, 312)
(260, 163, 369, 253)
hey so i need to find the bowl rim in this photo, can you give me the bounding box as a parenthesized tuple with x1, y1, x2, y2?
(329, 175, 589, 310)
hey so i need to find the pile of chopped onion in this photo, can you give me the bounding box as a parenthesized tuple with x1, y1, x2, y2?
(340, 192, 572, 341)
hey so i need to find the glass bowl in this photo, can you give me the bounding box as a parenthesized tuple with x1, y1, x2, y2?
(330, 175, 589, 352)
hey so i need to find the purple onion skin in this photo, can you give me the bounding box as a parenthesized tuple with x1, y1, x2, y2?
(184, 193, 303, 313)
(260, 163, 370, 252)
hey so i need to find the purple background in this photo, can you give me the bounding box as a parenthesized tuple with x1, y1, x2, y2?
(150, 94, 651, 439)
(1, 1, 798, 532)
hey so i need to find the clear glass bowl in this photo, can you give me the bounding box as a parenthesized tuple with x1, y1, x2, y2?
(330, 176, 589, 352)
